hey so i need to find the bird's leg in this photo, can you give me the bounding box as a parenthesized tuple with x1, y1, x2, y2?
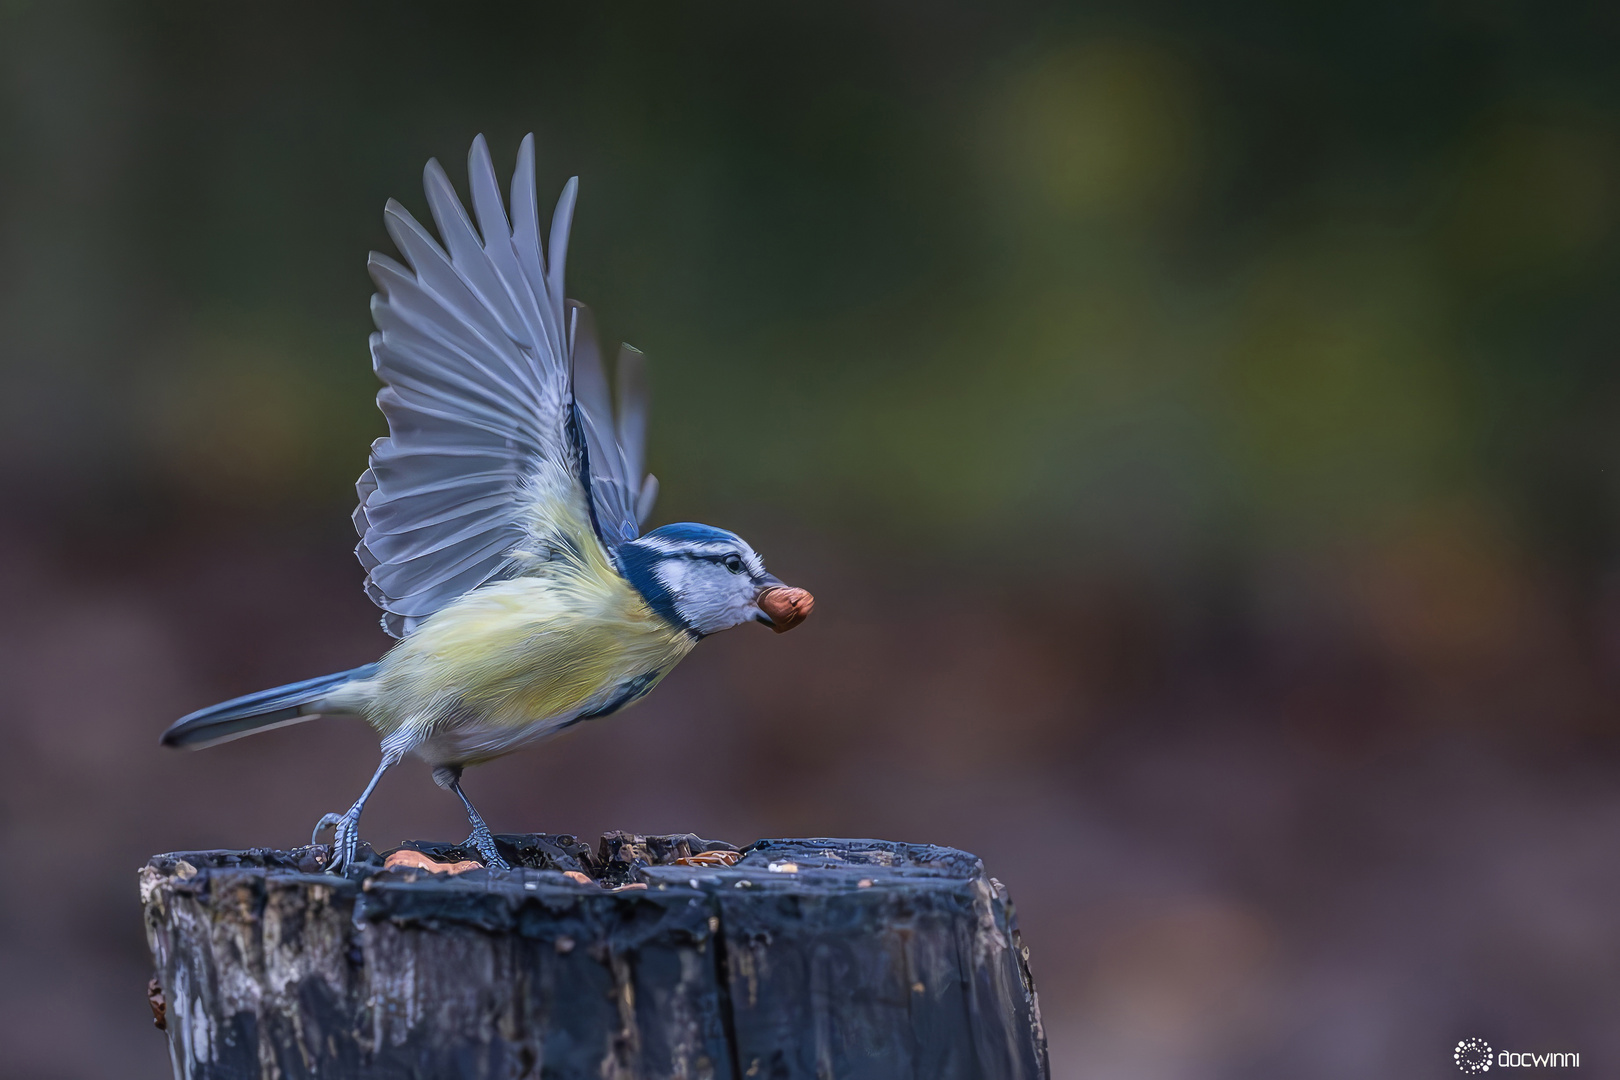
(433, 764, 510, 871)
(312, 748, 401, 874)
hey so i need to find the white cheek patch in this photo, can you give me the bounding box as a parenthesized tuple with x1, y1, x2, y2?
(653, 557, 694, 599)
(655, 558, 755, 635)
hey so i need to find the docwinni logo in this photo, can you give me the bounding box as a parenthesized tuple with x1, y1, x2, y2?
(1454, 1037, 1581, 1072)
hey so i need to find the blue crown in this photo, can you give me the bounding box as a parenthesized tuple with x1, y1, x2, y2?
(641, 522, 742, 545)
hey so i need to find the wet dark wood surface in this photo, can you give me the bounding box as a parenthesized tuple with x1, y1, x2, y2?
(141, 833, 1048, 1079)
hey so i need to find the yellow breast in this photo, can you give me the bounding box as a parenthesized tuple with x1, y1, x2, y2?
(368, 528, 694, 753)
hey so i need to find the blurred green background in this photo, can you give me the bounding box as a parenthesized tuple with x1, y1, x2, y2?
(3, 3, 1619, 1077)
(15, 1, 1620, 574)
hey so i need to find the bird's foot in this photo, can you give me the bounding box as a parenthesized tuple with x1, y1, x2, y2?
(312, 812, 361, 874)
(462, 825, 510, 871)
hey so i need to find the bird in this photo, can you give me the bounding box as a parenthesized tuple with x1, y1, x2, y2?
(160, 133, 814, 873)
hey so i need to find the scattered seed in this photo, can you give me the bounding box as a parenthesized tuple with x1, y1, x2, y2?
(147, 977, 166, 1030)
(673, 850, 740, 867)
(383, 850, 480, 875)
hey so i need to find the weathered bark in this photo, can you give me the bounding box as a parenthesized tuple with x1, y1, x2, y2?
(141, 833, 1047, 1079)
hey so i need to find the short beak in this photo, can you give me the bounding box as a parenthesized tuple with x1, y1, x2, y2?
(756, 584, 814, 633)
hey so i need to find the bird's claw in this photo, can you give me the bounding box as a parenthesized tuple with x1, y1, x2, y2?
(312, 812, 360, 874)
(311, 813, 344, 846)
(463, 826, 510, 871)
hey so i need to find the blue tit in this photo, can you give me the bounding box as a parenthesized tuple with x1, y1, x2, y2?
(161, 134, 814, 872)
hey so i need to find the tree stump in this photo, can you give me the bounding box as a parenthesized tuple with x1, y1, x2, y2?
(140, 833, 1048, 1079)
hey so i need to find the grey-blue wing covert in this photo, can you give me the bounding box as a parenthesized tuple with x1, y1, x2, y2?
(356, 133, 659, 637)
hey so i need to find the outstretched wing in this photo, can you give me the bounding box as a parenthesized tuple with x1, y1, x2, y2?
(356, 133, 659, 638)
(567, 302, 660, 549)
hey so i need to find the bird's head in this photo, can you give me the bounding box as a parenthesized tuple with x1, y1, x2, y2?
(617, 523, 814, 637)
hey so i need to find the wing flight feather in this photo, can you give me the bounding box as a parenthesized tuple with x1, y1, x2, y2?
(356, 133, 658, 637)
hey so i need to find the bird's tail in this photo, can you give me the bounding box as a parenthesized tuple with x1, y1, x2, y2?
(161, 663, 381, 750)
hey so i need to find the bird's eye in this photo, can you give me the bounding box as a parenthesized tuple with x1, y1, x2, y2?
(724, 555, 744, 574)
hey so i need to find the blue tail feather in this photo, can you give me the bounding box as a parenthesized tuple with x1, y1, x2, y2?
(161, 663, 380, 749)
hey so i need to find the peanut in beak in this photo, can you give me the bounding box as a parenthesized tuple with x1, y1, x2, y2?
(757, 586, 814, 633)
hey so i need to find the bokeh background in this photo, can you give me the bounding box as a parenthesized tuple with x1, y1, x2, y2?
(3, 2, 1620, 1077)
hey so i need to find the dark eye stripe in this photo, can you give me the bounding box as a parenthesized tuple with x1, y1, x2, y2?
(661, 551, 744, 565)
